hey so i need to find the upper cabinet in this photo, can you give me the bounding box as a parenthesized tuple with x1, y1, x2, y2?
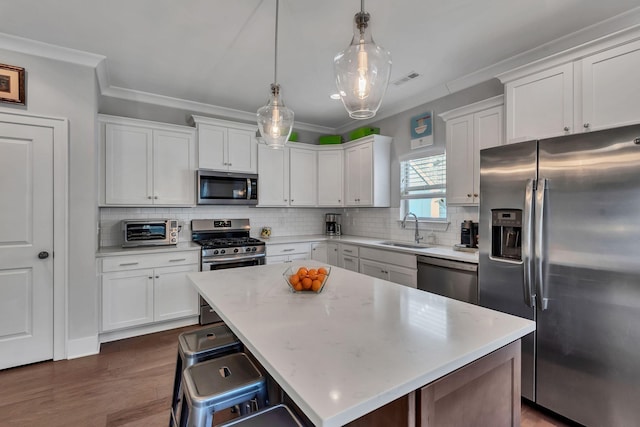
(258, 144, 290, 206)
(99, 115, 196, 206)
(440, 96, 503, 206)
(500, 38, 640, 142)
(344, 135, 392, 207)
(289, 146, 317, 207)
(192, 115, 258, 173)
(317, 149, 344, 207)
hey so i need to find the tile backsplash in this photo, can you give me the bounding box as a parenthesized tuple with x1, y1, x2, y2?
(99, 205, 478, 248)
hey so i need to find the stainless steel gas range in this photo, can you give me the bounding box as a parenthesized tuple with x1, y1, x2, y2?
(192, 218, 266, 324)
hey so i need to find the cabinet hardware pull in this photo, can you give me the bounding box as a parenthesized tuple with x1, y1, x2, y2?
(343, 249, 353, 253)
(120, 262, 139, 266)
(228, 163, 232, 166)
(154, 196, 158, 199)
(564, 126, 570, 131)
(147, 196, 152, 199)
(467, 194, 472, 197)
(473, 193, 478, 197)
(584, 123, 590, 128)
(148, 276, 153, 279)
(169, 258, 186, 262)
(155, 276, 159, 279)
(283, 249, 295, 252)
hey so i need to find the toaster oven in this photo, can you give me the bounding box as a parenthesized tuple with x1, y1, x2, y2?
(122, 219, 179, 247)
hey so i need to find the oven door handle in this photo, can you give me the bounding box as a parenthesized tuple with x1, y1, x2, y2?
(202, 253, 266, 264)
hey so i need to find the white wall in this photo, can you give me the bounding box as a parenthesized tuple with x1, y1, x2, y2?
(0, 48, 99, 342)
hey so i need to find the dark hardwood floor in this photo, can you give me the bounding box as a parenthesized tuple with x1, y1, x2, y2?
(0, 325, 572, 426)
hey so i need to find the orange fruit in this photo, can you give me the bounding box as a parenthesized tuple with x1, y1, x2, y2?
(297, 267, 308, 277)
(308, 269, 317, 277)
(318, 267, 328, 275)
(293, 282, 303, 291)
(301, 277, 312, 290)
(311, 279, 322, 292)
(317, 274, 326, 283)
(289, 274, 300, 285)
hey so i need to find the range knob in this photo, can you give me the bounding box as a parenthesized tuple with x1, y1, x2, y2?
(251, 247, 257, 252)
(233, 248, 239, 253)
(213, 250, 219, 255)
(245, 247, 252, 252)
(220, 249, 226, 254)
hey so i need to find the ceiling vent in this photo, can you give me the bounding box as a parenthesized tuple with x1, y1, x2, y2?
(392, 71, 421, 86)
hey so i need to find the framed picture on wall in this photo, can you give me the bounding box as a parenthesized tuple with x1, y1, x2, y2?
(410, 111, 433, 149)
(0, 63, 26, 105)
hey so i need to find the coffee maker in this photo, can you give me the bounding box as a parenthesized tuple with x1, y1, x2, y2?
(325, 213, 341, 236)
(461, 220, 479, 248)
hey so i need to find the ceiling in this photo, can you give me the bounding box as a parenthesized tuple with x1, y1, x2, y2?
(1, 1, 640, 132)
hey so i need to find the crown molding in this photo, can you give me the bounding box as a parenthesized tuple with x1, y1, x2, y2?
(0, 32, 105, 68)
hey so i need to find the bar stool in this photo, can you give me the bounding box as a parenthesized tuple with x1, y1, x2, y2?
(179, 352, 268, 427)
(170, 325, 243, 426)
(216, 404, 305, 426)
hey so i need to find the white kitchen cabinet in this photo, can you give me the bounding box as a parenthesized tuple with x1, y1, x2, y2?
(339, 244, 359, 272)
(102, 269, 154, 331)
(311, 242, 328, 263)
(440, 96, 503, 206)
(317, 149, 344, 206)
(344, 135, 392, 207)
(503, 63, 573, 142)
(500, 37, 640, 142)
(326, 242, 339, 266)
(193, 116, 258, 173)
(101, 116, 195, 206)
(358, 247, 417, 288)
(100, 251, 199, 334)
(258, 144, 290, 206)
(266, 242, 311, 264)
(581, 39, 640, 132)
(289, 147, 317, 206)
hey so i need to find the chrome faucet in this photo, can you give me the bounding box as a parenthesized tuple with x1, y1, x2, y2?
(402, 212, 424, 244)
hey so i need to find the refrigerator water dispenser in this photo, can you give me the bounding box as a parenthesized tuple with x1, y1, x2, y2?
(491, 209, 522, 261)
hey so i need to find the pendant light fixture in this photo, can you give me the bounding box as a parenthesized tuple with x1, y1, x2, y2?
(257, 0, 294, 149)
(334, 0, 392, 120)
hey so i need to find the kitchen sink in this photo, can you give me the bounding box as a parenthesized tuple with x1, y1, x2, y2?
(379, 241, 431, 250)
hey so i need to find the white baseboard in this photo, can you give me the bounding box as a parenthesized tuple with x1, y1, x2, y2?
(98, 316, 199, 344)
(66, 335, 100, 359)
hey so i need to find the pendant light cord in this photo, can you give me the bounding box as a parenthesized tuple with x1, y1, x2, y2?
(361, 0, 364, 13)
(274, 0, 280, 84)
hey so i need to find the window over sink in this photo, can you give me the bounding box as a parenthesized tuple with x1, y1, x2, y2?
(400, 153, 447, 220)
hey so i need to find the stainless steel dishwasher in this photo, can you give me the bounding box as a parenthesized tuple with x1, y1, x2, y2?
(417, 256, 478, 304)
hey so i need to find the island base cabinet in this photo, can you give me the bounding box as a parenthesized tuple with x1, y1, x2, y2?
(418, 340, 521, 427)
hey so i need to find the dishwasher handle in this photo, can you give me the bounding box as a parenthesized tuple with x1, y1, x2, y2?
(417, 256, 477, 273)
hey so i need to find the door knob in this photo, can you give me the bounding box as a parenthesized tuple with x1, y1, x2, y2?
(38, 251, 49, 259)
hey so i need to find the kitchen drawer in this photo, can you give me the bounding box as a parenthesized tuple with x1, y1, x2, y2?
(339, 244, 359, 257)
(102, 250, 199, 272)
(359, 247, 417, 269)
(266, 242, 311, 256)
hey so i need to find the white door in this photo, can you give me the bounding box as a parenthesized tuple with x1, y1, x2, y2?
(289, 148, 317, 206)
(318, 150, 344, 206)
(258, 145, 289, 206)
(197, 124, 227, 170)
(0, 122, 54, 369)
(227, 128, 256, 173)
(154, 265, 199, 322)
(344, 146, 360, 205)
(446, 115, 474, 205)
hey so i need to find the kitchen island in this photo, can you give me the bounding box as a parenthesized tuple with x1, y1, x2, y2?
(188, 262, 535, 427)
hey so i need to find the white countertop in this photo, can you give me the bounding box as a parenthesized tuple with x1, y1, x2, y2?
(264, 234, 479, 264)
(96, 241, 200, 257)
(188, 261, 534, 427)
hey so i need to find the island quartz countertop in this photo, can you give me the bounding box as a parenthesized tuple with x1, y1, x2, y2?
(188, 261, 534, 427)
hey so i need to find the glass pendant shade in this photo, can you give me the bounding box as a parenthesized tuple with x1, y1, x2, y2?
(334, 11, 392, 120)
(257, 84, 294, 149)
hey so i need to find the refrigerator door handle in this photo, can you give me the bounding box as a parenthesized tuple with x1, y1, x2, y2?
(535, 178, 549, 310)
(522, 179, 535, 308)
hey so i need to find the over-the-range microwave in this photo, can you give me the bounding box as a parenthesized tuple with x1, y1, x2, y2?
(197, 170, 258, 205)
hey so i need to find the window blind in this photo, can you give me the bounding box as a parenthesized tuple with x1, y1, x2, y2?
(400, 154, 446, 199)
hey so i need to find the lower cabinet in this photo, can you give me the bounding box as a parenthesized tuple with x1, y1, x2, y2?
(327, 242, 339, 266)
(100, 251, 199, 333)
(311, 242, 328, 263)
(339, 244, 360, 272)
(358, 247, 418, 288)
(266, 242, 311, 264)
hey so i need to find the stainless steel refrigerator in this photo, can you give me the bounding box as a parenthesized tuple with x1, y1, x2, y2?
(479, 124, 640, 426)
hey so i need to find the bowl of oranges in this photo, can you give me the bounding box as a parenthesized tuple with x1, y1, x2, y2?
(284, 265, 331, 293)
